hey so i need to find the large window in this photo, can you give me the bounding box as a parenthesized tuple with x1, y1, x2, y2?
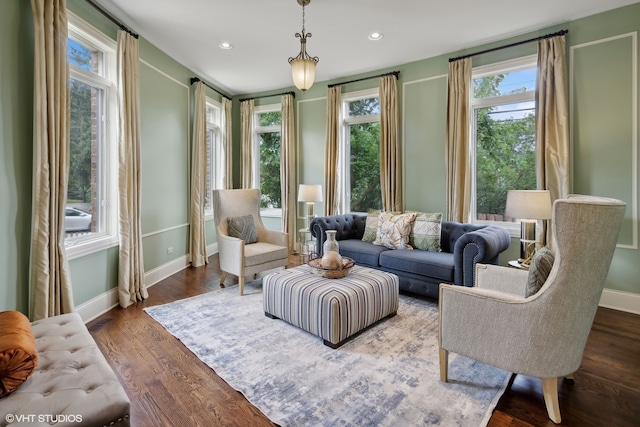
(253, 105, 282, 214)
(205, 99, 222, 216)
(340, 89, 381, 213)
(66, 13, 118, 257)
(471, 56, 537, 227)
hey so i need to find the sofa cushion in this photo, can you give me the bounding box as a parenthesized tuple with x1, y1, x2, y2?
(379, 249, 455, 283)
(227, 215, 258, 244)
(0, 311, 39, 397)
(373, 212, 417, 250)
(338, 239, 389, 267)
(526, 246, 555, 297)
(408, 212, 443, 252)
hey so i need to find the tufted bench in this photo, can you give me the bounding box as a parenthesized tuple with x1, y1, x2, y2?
(263, 265, 399, 348)
(0, 312, 130, 427)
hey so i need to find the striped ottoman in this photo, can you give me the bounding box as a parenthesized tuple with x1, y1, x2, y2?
(263, 265, 399, 348)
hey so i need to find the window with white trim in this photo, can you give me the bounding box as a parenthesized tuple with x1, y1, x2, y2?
(339, 88, 382, 213)
(65, 12, 118, 258)
(253, 104, 282, 216)
(471, 56, 537, 231)
(205, 99, 222, 216)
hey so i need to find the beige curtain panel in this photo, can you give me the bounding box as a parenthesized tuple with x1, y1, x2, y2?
(29, 0, 74, 320)
(281, 94, 296, 253)
(189, 82, 208, 267)
(536, 34, 570, 247)
(117, 30, 148, 308)
(324, 86, 341, 215)
(445, 58, 472, 223)
(380, 75, 402, 212)
(222, 97, 233, 189)
(240, 99, 255, 189)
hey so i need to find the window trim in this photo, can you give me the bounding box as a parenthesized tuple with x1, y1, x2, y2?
(470, 55, 537, 237)
(204, 97, 222, 220)
(65, 11, 119, 259)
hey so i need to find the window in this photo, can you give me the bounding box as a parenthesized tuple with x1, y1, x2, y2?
(66, 12, 118, 258)
(471, 56, 537, 229)
(205, 99, 222, 216)
(340, 89, 381, 213)
(253, 105, 282, 215)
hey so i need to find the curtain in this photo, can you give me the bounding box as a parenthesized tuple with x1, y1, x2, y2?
(29, 0, 74, 320)
(222, 97, 233, 189)
(281, 94, 296, 252)
(536, 35, 570, 246)
(240, 99, 254, 189)
(445, 58, 472, 223)
(189, 82, 208, 267)
(117, 30, 147, 308)
(324, 86, 341, 215)
(380, 75, 402, 212)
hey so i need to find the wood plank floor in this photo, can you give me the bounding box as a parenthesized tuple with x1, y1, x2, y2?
(87, 255, 640, 426)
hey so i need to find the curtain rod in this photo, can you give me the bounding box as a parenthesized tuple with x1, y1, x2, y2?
(448, 29, 568, 62)
(239, 91, 296, 103)
(85, 0, 138, 39)
(327, 71, 400, 88)
(190, 77, 231, 100)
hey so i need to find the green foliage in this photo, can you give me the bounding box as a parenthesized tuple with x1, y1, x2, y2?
(68, 78, 94, 203)
(350, 122, 382, 212)
(259, 131, 282, 208)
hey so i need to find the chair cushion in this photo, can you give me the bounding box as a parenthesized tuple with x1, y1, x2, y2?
(407, 212, 443, 252)
(244, 242, 288, 267)
(526, 246, 555, 297)
(227, 215, 258, 244)
(373, 212, 417, 250)
(0, 311, 39, 397)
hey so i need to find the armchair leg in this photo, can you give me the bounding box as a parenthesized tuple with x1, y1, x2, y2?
(439, 348, 448, 382)
(239, 276, 245, 296)
(542, 377, 561, 424)
(220, 272, 227, 286)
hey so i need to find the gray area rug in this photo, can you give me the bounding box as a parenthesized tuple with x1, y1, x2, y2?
(144, 281, 510, 427)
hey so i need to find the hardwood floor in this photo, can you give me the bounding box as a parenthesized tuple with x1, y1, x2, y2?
(87, 255, 640, 426)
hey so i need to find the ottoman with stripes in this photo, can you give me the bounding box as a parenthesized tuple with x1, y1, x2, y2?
(263, 264, 399, 348)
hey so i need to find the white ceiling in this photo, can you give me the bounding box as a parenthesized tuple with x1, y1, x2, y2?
(94, 0, 638, 96)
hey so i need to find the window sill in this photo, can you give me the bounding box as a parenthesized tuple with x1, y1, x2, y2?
(65, 234, 120, 260)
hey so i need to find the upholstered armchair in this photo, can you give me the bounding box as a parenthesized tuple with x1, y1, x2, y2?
(213, 189, 289, 295)
(438, 195, 626, 424)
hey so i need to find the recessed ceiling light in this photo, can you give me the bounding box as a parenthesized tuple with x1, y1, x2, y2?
(368, 32, 384, 41)
(219, 42, 234, 50)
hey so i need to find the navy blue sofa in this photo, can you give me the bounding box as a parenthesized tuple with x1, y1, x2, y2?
(310, 214, 511, 299)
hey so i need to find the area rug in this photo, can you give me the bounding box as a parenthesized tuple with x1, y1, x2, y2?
(144, 281, 510, 427)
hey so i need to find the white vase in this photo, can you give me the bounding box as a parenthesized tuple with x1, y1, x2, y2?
(323, 230, 339, 255)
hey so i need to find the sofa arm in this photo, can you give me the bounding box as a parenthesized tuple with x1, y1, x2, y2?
(310, 214, 367, 256)
(453, 225, 511, 286)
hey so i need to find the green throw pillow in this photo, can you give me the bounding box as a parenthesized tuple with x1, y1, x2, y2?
(227, 215, 258, 244)
(525, 246, 555, 297)
(407, 212, 443, 252)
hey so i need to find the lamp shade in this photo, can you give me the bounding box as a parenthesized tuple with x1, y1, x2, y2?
(298, 184, 323, 202)
(505, 190, 552, 220)
(291, 58, 316, 92)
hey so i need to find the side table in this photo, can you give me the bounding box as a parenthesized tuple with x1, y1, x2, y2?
(298, 228, 316, 262)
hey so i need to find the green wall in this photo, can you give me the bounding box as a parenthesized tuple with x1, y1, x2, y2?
(1, 1, 638, 315)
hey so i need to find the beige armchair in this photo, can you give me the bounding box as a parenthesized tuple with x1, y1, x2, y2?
(213, 189, 289, 295)
(438, 195, 626, 424)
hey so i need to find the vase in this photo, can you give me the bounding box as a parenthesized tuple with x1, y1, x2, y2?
(323, 230, 340, 255)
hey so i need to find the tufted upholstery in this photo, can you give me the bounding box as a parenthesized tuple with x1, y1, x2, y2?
(310, 214, 511, 298)
(0, 312, 130, 427)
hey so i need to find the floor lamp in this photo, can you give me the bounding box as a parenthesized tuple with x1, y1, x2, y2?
(298, 184, 323, 230)
(505, 190, 552, 267)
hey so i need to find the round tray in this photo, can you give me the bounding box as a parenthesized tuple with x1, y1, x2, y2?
(307, 256, 355, 279)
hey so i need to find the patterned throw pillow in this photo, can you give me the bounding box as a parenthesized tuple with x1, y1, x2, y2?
(408, 212, 443, 252)
(373, 212, 417, 250)
(227, 215, 258, 244)
(525, 246, 555, 297)
(362, 209, 381, 242)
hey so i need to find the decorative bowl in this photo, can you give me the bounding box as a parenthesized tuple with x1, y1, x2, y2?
(307, 256, 355, 279)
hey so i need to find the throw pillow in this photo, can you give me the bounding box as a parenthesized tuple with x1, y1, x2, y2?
(362, 209, 400, 242)
(525, 246, 555, 297)
(373, 212, 417, 250)
(0, 311, 39, 397)
(407, 211, 443, 252)
(227, 215, 258, 244)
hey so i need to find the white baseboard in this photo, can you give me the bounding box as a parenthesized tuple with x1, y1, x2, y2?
(599, 288, 640, 315)
(75, 243, 219, 323)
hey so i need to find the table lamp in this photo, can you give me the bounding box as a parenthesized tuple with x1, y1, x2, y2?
(298, 184, 323, 230)
(505, 190, 552, 266)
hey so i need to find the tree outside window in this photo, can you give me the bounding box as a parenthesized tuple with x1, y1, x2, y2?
(255, 109, 282, 210)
